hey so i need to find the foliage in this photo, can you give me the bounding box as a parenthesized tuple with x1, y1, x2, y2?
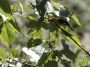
(0, 0, 89, 67)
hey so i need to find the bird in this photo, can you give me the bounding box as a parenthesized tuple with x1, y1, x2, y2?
(56, 17, 73, 30)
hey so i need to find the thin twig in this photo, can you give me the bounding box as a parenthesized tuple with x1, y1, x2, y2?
(60, 27, 90, 56)
(49, 44, 62, 60)
(17, 0, 23, 13)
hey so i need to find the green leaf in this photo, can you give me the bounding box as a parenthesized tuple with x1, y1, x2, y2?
(48, 22, 59, 32)
(69, 9, 81, 26)
(44, 60, 58, 67)
(60, 40, 77, 62)
(0, 0, 11, 13)
(30, 29, 44, 39)
(38, 53, 50, 66)
(67, 35, 80, 48)
(0, 22, 17, 46)
(28, 15, 36, 21)
(0, 48, 6, 62)
(11, 5, 18, 13)
(27, 38, 42, 48)
(79, 56, 89, 67)
(51, 1, 59, 11)
(61, 28, 81, 48)
(0, 18, 3, 33)
(50, 32, 58, 40)
(10, 48, 20, 58)
(0, 0, 14, 21)
(0, 8, 14, 21)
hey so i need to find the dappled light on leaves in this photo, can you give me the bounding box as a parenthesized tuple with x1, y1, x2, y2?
(0, 0, 89, 67)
